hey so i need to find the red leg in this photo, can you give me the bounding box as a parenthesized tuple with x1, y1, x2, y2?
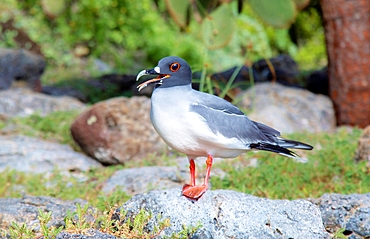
(204, 154, 213, 186)
(189, 158, 196, 186)
(182, 155, 213, 200)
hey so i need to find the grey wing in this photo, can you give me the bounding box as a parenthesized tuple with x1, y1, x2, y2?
(189, 92, 313, 158)
(189, 93, 274, 144)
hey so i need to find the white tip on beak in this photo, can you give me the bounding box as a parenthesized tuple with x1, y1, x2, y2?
(136, 69, 148, 81)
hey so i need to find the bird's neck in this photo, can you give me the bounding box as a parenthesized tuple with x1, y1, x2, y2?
(154, 83, 192, 92)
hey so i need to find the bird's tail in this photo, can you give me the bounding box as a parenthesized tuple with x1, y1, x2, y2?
(250, 138, 313, 161)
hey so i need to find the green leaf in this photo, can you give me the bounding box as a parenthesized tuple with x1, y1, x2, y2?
(200, 3, 235, 50)
(164, 0, 190, 29)
(248, 0, 297, 28)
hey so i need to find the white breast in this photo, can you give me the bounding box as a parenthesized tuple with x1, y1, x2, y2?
(150, 87, 247, 159)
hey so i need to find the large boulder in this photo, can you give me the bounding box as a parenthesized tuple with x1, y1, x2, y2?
(0, 135, 101, 173)
(70, 96, 166, 165)
(0, 88, 85, 118)
(238, 82, 336, 134)
(308, 193, 370, 239)
(117, 188, 330, 238)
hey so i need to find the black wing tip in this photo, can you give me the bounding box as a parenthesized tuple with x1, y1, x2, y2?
(250, 142, 302, 159)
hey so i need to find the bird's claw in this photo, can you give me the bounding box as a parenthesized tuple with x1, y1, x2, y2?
(182, 184, 207, 200)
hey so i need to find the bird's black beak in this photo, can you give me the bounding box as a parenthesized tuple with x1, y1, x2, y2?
(136, 68, 170, 91)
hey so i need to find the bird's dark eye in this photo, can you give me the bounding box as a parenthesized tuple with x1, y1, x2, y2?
(169, 62, 180, 72)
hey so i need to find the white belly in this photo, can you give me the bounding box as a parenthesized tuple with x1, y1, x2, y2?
(150, 87, 246, 159)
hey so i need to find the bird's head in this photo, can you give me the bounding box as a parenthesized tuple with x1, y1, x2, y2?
(136, 56, 192, 91)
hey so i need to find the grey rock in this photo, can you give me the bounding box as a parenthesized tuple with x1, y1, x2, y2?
(102, 166, 185, 195)
(0, 135, 101, 173)
(0, 88, 85, 118)
(0, 48, 45, 91)
(118, 188, 330, 238)
(238, 82, 336, 134)
(56, 229, 116, 239)
(308, 193, 370, 239)
(0, 196, 90, 231)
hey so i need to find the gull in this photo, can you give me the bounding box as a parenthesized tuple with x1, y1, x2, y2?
(136, 56, 313, 200)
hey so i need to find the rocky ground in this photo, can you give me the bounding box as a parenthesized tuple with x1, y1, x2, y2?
(0, 54, 368, 237)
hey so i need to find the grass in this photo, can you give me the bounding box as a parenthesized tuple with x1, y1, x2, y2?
(2, 110, 81, 149)
(0, 110, 368, 238)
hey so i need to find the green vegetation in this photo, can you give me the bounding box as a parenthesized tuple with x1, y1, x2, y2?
(6, 222, 34, 239)
(248, 0, 298, 28)
(38, 209, 64, 238)
(0, 0, 204, 75)
(0, 0, 326, 85)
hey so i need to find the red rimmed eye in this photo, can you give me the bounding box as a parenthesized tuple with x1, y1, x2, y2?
(169, 62, 180, 72)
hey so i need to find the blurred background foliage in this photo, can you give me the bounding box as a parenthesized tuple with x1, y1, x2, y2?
(0, 0, 326, 82)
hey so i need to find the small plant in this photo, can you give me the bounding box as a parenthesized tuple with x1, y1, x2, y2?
(170, 221, 203, 239)
(8, 222, 35, 239)
(38, 208, 64, 238)
(103, 207, 171, 238)
(64, 203, 96, 234)
(332, 228, 348, 239)
(98, 206, 129, 236)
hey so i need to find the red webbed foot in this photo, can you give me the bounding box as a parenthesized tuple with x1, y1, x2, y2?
(182, 184, 207, 200)
(182, 155, 213, 200)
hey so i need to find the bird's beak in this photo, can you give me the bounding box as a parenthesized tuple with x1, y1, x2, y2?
(136, 68, 170, 91)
